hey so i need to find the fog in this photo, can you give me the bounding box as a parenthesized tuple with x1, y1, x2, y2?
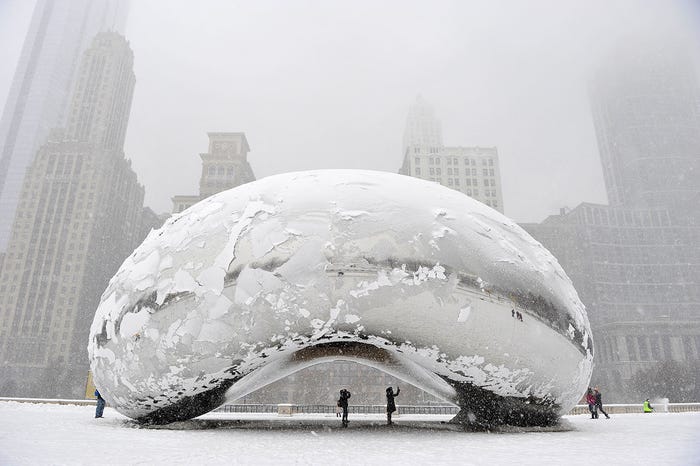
(1, 0, 698, 222)
(1, 0, 700, 413)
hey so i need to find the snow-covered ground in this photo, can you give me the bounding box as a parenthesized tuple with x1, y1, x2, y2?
(0, 402, 698, 465)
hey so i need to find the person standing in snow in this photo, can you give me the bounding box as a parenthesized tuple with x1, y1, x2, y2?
(643, 398, 654, 413)
(338, 388, 351, 427)
(594, 387, 610, 419)
(386, 386, 400, 425)
(94, 389, 105, 418)
(586, 387, 598, 419)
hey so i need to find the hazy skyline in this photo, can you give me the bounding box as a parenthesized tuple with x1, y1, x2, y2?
(2, 0, 699, 222)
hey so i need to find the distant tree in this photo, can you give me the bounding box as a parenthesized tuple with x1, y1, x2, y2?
(628, 360, 699, 402)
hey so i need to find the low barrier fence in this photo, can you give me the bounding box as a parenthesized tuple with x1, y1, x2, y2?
(214, 404, 460, 415)
(2, 398, 699, 416)
(568, 402, 700, 415)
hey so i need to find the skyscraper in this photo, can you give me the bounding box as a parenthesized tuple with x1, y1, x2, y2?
(399, 97, 505, 213)
(0, 0, 127, 251)
(521, 36, 700, 400)
(589, 37, 700, 218)
(402, 96, 443, 154)
(0, 32, 148, 398)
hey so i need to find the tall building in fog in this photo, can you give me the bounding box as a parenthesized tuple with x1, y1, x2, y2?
(402, 96, 443, 154)
(590, 39, 700, 218)
(0, 0, 127, 251)
(0, 32, 151, 398)
(521, 37, 700, 400)
(399, 97, 505, 213)
(172, 132, 255, 213)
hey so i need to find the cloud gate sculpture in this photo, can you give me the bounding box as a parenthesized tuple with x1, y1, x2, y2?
(88, 170, 593, 427)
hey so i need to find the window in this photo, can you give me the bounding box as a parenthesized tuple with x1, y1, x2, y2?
(429, 168, 435, 175)
(489, 169, 495, 176)
(448, 178, 453, 186)
(429, 157, 434, 165)
(414, 157, 420, 164)
(489, 159, 494, 166)
(436, 168, 442, 175)
(415, 167, 421, 175)
(483, 169, 489, 176)
(638, 336, 649, 360)
(454, 178, 460, 186)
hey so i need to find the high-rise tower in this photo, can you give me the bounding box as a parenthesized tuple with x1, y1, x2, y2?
(589, 38, 700, 217)
(0, 0, 127, 251)
(402, 96, 443, 155)
(0, 32, 147, 398)
(399, 98, 504, 213)
(521, 35, 700, 401)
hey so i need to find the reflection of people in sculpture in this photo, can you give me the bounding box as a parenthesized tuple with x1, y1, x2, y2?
(386, 386, 400, 425)
(338, 388, 351, 427)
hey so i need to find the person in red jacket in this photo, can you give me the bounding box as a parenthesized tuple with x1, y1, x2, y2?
(586, 387, 598, 419)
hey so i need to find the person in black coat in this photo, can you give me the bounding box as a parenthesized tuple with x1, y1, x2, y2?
(386, 386, 400, 425)
(338, 388, 351, 427)
(594, 386, 610, 419)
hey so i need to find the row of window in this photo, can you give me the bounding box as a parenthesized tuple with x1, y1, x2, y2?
(415, 156, 495, 167)
(417, 167, 496, 177)
(206, 166, 236, 177)
(598, 334, 700, 363)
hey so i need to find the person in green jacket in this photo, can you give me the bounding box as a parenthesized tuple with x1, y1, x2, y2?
(643, 398, 654, 413)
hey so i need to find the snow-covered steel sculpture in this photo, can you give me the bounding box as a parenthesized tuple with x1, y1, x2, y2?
(88, 170, 593, 426)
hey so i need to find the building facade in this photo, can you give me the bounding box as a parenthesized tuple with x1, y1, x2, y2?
(0, 0, 127, 251)
(399, 97, 504, 213)
(522, 38, 700, 401)
(0, 32, 149, 398)
(400, 145, 504, 213)
(172, 132, 255, 213)
(589, 38, 700, 217)
(521, 204, 700, 400)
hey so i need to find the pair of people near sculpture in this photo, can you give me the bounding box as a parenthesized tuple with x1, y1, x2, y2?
(337, 386, 400, 427)
(586, 386, 610, 419)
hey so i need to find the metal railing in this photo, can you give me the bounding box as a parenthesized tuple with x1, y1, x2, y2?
(214, 403, 459, 415)
(2, 398, 698, 416)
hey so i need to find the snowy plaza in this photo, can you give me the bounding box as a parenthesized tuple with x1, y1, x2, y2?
(0, 401, 698, 465)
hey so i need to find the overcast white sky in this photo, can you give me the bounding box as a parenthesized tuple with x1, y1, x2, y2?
(1, 0, 699, 222)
